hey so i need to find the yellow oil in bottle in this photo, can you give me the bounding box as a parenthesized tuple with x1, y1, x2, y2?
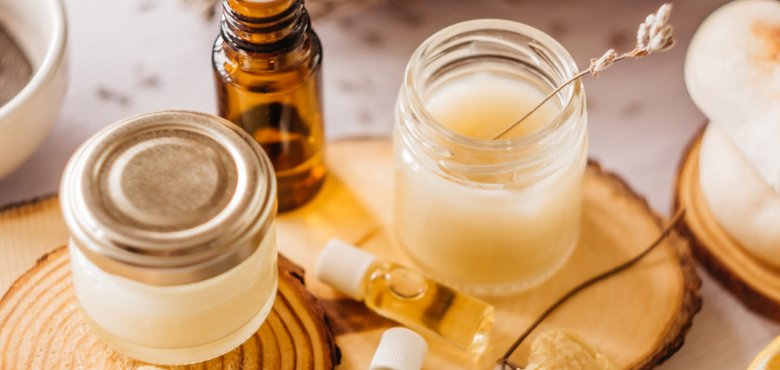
(213, 0, 326, 212)
(315, 239, 495, 353)
(363, 261, 495, 353)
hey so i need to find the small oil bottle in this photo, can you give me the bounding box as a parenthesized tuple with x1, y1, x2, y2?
(315, 239, 495, 353)
(213, 0, 325, 212)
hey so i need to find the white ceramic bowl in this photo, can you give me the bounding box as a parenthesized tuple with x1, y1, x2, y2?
(0, 0, 67, 180)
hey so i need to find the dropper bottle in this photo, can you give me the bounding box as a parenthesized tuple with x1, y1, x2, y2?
(213, 0, 325, 212)
(315, 239, 495, 353)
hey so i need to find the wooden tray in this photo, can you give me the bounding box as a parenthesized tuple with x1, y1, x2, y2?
(674, 127, 780, 321)
(0, 139, 700, 370)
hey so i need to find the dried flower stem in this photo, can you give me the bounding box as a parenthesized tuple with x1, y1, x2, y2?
(495, 207, 687, 370)
(491, 3, 676, 140)
(181, 0, 219, 19)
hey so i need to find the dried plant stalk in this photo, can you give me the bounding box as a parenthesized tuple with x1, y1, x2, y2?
(491, 4, 676, 140)
(495, 208, 687, 370)
(181, 0, 219, 19)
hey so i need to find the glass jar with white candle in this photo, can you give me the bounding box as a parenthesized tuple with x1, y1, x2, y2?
(394, 20, 587, 294)
(60, 111, 278, 365)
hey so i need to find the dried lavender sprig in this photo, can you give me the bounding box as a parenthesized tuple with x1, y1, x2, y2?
(181, 0, 219, 19)
(490, 3, 675, 140)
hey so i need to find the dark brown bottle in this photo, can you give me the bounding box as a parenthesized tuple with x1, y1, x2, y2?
(213, 0, 325, 212)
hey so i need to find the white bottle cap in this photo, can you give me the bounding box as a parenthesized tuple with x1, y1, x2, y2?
(314, 239, 376, 301)
(370, 328, 428, 370)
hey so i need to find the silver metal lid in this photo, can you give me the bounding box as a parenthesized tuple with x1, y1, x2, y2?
(60, 111, 277, 286)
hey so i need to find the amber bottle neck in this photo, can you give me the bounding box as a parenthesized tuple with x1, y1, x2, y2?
(220, 0, 310, 53)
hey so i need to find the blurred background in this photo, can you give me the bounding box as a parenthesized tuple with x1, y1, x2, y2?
(0, 0, 723, 212)
(0, 0, 777, 369)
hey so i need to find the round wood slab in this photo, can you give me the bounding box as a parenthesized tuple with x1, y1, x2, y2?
(278, 140, 701, 370)
(0, 202, 338, 369)
(0, 140, 700, 370)
(674, 127, 780, 321)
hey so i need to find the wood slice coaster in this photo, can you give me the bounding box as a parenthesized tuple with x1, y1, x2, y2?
(674, 127, 780, 321)
(0, 201, 338, 369)
(0, 140, 700, 370)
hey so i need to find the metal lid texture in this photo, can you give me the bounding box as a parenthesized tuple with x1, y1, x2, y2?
(60, 111, 277, 286)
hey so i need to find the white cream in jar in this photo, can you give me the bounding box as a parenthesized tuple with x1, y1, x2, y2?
(394, 20, 587, 294)
(60, 111, 279, 365)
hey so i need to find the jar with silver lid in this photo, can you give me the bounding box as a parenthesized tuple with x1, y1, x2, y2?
(60, 111, 278, 365)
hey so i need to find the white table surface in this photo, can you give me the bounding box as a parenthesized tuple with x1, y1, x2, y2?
(1, 0, 778, 369)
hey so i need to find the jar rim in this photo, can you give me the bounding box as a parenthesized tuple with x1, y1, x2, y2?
(403, 19, 584, 151)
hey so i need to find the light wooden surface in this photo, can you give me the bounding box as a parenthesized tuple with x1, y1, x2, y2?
(298, 141, 701, 370)
(0, 140, 699, 370)
(0, 0, 778, 369)
(0, 244, 338, 370)
(676, 129, 780, 321)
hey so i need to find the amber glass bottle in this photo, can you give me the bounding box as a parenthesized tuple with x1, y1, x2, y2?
(213, 0, 325, 212)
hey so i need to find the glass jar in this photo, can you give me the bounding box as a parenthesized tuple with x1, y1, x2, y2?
(60, 111, 278, 365)
(394, 20, 588, 294)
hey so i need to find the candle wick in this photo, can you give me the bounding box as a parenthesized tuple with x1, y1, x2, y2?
(490, 3, 676, 141)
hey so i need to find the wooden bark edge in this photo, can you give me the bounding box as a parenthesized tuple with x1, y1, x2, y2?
(0, 193, 57, 214)
(278, 254, 343, 367)
(673, 125, 780, 321)
(0, 246, 340, 369)
(587, 160, 703, 370)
